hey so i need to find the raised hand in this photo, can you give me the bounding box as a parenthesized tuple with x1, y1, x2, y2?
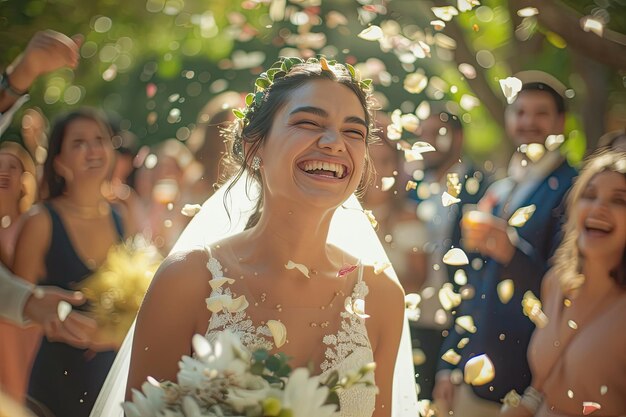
(7, 30, 83, 93)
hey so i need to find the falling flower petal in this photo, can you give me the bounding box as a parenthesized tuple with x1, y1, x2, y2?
(405, 293, 421, 310)
(502, 390, 522, 408)
(582, 402, 601, 415)
(381, 176, 396, 192)
(454, 269, 468, 286)
(464, 354, 495, 385)
(457, 337, 470, 349)
(524, 143, 546, 162)
(404, 72, 428, 94)
(373, 261, 391, 275)
(387, 124, 402, 140)
(442, 192, 461, 207)
(358, 25, 384, 41)
(285, 260, 310, 278)
(568, 320, 578, 330)
(209, 277, 236, 290)
(400, 113, 420, 132)
(57, 301, 72, 322)
(431, 6, 459, 22)
(266, 320, 287, 348)
(337, 264, 358, 278)
(146, 83, 157, 98)
(181, 203, 202, 217)
(192, 334, 212, 358)
(497, 279, 514, 304)
(545, 134, 565, 151)
(447, 173, 462, 197)
(416, 101, 431, 120)
(430, 20, 446, 30)
(460, 0, 480, 11)
(517, 7, 539, 17)
(499, 77, 523, 104)
(352, 298, 370, 319)
(581, 16, 604, 37)
(508, 204, 536, 227)
(406, 181, 418, 191)
(443, 248, 470, 266)
(455, 315, 477, 333)
(522, 291, 549, 328)
(413, 141, 437, 154)
(439, 283, 462, 311)
(442, 349, 462, 365)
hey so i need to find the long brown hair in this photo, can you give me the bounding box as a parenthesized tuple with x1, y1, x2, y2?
(552, 150, 626, 296)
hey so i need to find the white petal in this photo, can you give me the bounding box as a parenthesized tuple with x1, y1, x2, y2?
(508, 204, 536, 227)
(266, 320, 287, 348)
(497, 279, 514, 304)
(227, 295, 249, 313)
(206, 294, 229, 313)
(209, 277, 236, 290)
(381, 176, 396, 192)
(57, 300, 72, 322)
(344, 296, 355, 315)
(358, 25, 384, 41)
(373, 261, 391, 275)
(285, 260, 310, 278)
(431, 6, 459, 21)
(352, 298, 370, 319)
(442, 192, 461, 207)
(442, 349, 462, 365)
(180, 204, 202, 217)
(464, 354, 495, 385)
(405, 293, 421, 310)
(443, 248, 469, 266)
(192, 334, 212, 358)
(499, 77, 523, 104)
(517, 7, 539, 17)
(455, 315, 477, 333)
(438, 283, 462, 311)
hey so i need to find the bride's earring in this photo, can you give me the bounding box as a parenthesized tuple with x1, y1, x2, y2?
(251, 155, 262, 171)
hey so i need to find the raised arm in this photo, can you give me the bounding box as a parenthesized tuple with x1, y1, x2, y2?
(126, 250, 211, 398)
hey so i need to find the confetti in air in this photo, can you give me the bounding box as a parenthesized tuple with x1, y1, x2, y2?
(497, 279, 514, 304)
(181, 203, 202, 217)
(358, 25, 384, 41)
(508, 204, 536, 227)
(499, 77, 523, 104)
(522, 291, 549, 328)
(582, 402, 601, 415)
(285, 260, 311, 278)
(443, 248, 470, 266)
(464, 353, 495, 385)
(442, 349, 462, 365)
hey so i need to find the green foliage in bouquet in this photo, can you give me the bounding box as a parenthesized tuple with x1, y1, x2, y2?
(77, 236, 163, 347)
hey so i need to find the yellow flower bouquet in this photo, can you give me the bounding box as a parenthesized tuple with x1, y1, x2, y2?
(77, 236, 163, 347)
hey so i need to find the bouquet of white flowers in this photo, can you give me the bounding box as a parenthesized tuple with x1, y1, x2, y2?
(124, 331, 376, 417)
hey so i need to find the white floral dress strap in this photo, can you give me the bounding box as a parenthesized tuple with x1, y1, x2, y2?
(204, 246, 274, 351)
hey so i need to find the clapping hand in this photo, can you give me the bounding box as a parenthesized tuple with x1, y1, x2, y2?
(23, 286, 97, 349)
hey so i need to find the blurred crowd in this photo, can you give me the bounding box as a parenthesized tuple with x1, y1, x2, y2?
(1, 29, 624, 417)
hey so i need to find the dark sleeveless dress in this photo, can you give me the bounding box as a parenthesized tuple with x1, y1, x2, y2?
(27, 202, 124, 417)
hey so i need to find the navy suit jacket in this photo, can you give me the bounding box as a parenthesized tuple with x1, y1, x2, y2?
(438, 160, 577, 403)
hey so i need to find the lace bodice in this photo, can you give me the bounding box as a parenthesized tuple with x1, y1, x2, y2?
(204, 248, 376, 417)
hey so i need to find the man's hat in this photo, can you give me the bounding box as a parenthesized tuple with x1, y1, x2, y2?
(514, 70, 567, 98)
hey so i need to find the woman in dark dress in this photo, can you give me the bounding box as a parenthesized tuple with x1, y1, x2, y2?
(13, 108, 130, 417)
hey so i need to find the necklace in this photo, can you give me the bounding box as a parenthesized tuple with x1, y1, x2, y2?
(58, 198, 110, 219)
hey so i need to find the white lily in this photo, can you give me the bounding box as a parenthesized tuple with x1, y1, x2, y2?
(280, 368, 338, 417)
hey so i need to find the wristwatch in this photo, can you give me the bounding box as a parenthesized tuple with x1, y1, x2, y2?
(0, 70, 29, 97)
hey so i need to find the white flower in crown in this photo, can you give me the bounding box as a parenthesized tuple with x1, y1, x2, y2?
(279, 368, 339, 417)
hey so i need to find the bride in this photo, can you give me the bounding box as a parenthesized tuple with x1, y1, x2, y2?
(93, 57, 418, 416)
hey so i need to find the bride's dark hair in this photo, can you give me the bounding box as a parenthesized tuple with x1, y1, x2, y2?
(221, 58, 379, 229)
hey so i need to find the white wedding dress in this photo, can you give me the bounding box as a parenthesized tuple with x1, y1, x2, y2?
(91, 173, 418, 417)
(205, 251, 376, 416)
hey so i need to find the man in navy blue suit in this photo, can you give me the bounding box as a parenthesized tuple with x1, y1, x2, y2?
(432, 71, 578, 417)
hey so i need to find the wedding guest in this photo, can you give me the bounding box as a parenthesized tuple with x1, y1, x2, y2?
(126, 58, 405, 417)
(13, 108, 130, 417)
(186, 91, 243, 202)
(501, 150, 626, 417)
(407, 108, 491, 400)
(433, 71, 577, 417)
(0, 265, 96, 347)
(0, 142, 40, 402)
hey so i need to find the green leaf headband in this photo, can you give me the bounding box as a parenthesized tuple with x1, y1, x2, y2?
(232, 56, 373, 127)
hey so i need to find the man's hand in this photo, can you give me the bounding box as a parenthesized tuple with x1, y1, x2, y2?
(433, 374, 456, 416)
(7, 30, 83, 93)
(23, 286, 97, 349)
(461, 212, 516, 264)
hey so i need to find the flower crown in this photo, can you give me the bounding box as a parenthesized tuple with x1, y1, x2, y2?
(232, 56, 373, 127)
